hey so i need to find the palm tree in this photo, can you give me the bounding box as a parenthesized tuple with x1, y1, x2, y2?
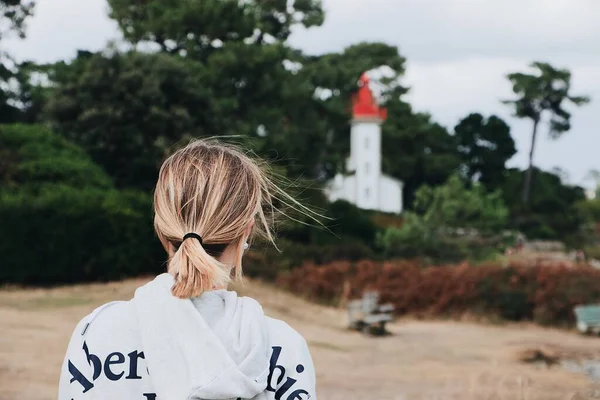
(503, 62, 590, 204)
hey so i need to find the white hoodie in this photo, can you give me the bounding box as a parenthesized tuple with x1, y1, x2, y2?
(59, 274, 316, 400)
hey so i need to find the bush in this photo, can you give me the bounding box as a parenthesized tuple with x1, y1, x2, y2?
(0, 185, 164, 284)
(278, 259, 600, 326)
(0, 124, 165, 284)
(376, 174, 509, 263)
(0, 124, 113, 192)
(501, 168, 587, 242)
(376, 224, 503, 264)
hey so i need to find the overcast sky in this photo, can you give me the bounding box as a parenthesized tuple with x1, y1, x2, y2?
(6, 0, 600, 188)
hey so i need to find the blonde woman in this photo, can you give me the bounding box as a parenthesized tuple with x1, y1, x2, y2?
(59, 140, 317, 400)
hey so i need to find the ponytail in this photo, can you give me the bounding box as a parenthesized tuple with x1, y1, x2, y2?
(153, 139, 323, 300)
(168, 238, 231, 298)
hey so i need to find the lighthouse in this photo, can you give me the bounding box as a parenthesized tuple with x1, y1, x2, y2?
(325, 73, 403, 214)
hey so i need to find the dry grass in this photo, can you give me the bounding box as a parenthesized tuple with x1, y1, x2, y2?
(1, 277, 599, 400)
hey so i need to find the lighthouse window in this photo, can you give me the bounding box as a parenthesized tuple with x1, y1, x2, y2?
(365, 137, 369, 149)
(365, 163, 370, 174)
(365, 187, 370, 199)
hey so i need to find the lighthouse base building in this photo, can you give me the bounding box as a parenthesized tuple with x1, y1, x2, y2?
(324, 73, 403, 214)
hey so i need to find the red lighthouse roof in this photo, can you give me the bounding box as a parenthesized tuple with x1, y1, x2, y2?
(352, 73, 387, 121)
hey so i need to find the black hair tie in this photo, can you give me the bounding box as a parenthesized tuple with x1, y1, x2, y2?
(183, 233, 203, 245)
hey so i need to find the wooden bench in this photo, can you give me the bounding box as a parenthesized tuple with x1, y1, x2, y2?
(347, 291, 394, 336)
(574, 305, 600, 334)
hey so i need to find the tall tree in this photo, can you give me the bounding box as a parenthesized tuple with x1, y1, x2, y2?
(454, 113, 516, 190)
(107, 0, 324, 60)
(100, 0, 329, 182)
(503, 61, 590, 204)
(41, 45, 327, 189)
(44, 50, 213, 189)
(383, 105, 460, 208)
(201, 41, 331, 179)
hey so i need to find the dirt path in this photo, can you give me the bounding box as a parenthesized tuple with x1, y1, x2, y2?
(1, 277, 599, 399)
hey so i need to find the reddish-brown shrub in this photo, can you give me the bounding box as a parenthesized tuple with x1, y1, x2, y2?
(371, 213, 404, 229)
(277, 259, 600, 326)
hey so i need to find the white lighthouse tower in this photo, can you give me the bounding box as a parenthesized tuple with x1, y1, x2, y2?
(325, 73, 403, 214)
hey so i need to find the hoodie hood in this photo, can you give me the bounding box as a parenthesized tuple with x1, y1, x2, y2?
(132, 273, 270, 400)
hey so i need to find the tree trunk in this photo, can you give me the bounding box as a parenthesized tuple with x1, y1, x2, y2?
(522, 118, 539, 204)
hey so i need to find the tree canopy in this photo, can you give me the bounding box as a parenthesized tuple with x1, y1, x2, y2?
(107, 0, 324, 59)
(454, 113, 516, 190)
(44, 50, 212, 189)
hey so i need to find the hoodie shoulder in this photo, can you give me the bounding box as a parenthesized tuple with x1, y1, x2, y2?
(59, 301, 149, 400)
(265, 317, 308, 346)
(77, 300, 140, 345)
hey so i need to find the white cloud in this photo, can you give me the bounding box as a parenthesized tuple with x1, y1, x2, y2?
(5, 0, 120, 63)
(291, 0, 600, 62)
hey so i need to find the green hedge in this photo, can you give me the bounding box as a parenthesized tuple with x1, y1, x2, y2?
(0, 185, 164, 284)
(0, 124, 164, 284)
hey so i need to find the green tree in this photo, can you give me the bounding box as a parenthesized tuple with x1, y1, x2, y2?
(454, 113, 516, 190)
(411, 174, 509, 235)
(200, 42, 331, 179)
(39, 45, 324, 186)
(383, 106, 460, 208)
(107, 0, 324, 60)
(40, 44, 332, 187)
(44, 50, 213, 189)
(503, 62, 590, 204)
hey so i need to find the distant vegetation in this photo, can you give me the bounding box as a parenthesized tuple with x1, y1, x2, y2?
(0, 1, 597, 289)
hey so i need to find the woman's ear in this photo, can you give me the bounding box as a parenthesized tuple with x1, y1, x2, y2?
(244, 219, 255, 237)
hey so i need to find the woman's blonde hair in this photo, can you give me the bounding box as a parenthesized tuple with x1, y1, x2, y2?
(154, 139, 309, 298)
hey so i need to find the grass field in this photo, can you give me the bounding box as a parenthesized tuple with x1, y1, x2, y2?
(1, 276, 599, 399)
